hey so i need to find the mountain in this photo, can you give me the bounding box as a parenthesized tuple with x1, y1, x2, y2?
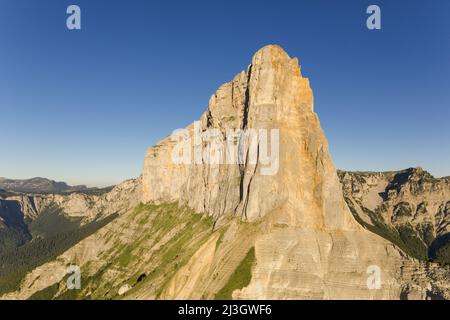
(0, 45, 448, 300)
(339, 168, 450, 265)
(0, 178, 142, 295)
(0, 177, 88, 194)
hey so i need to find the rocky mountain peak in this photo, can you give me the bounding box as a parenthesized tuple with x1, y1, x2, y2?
(251, 44, 291, 62)
(406, 167, 433, 180)
(143, 44, 350, 229)
(249, 45, 303, 81)
(139, 45, 450, 299)
(248, 44, 313, 117)
(3, 45, 448, 301)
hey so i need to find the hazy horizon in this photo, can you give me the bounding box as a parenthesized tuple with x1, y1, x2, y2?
(2, 0, 449, 187)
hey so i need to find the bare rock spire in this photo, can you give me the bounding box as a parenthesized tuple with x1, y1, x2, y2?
(142, 45, 446, 299)
(142, 44, 338, 226)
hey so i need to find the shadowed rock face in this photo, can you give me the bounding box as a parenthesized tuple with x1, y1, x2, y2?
(0, 199, 32, 249)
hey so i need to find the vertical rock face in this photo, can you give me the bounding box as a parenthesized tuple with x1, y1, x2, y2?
(143, 45, 449, 299)
(3, 45, 448, 300)
(143, 45, 354, 229)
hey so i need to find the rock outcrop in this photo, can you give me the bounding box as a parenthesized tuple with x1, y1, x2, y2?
(142, 45, 449, 299)
(2, 45, 448, 300)
(339, 168, 450, 236)
(143, 45, 352, 229)
(339, 169, 450, 265)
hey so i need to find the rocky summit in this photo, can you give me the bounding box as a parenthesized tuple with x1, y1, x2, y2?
(0, 45, 448, 300)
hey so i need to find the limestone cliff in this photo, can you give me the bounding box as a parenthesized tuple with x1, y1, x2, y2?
(141, 45, 449, 299)
(143, 45, 353, 229)
(2, 45, 449, 300)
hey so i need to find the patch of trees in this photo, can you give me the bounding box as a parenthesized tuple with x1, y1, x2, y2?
(346, 198, 450, 265)
(429, 233, 450, 265)
(0, 210, 117, 295)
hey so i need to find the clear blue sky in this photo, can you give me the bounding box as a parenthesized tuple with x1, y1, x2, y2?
(1, 0, 449, 186)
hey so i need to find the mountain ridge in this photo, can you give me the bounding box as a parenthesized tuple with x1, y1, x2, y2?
(339, 168, 450, 265)
(1, 45, 449, 300)
(0, 177, 89, 194)
(0, 177, 117, 196)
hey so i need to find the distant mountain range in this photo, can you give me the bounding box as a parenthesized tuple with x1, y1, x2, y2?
(0, 188, 14, 198)
(0, 177, 88, 194)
